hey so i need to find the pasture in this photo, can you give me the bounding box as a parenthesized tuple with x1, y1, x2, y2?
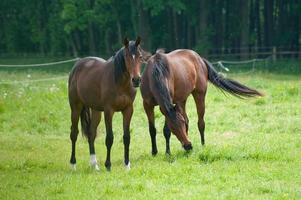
(0, 60, 300, 199)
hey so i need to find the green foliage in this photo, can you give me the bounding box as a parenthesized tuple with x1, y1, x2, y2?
(0, 0, 300, 56)
(142, 0, 185, 16)
(61, 0, 91, 33)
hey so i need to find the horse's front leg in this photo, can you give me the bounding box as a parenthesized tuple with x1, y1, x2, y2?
(122, 105, 133, 170)
(163, 119, 171, 155)
(104, 109, 114, 171)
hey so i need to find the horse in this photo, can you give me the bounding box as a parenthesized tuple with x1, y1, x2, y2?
(140, 49, 263, 155)
(68, 37, 150, 171)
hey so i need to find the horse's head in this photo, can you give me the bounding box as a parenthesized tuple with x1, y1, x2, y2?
(164, 105, 192, 151)
(123, 36, 150, 88)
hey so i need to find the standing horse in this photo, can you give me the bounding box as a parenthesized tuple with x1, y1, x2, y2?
(140, 49, 263, 155)
(68, 37, 148, 171)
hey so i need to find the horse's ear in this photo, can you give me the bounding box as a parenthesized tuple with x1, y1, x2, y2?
(141, 50, 152, 63)
(135, 36, 141, 46)
(124, 37, 129, 48)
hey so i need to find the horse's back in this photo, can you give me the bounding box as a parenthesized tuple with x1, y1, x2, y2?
(68, 57, 108, 108)
(165, 50, 198, 100)
(69, 57, 106, 81)
(168, 49, 208, 94)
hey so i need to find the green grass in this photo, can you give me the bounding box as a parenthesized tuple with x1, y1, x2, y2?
(0, 63, 301, 199)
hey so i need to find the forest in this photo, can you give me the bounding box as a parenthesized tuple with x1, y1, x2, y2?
(0, 0, 300, 58)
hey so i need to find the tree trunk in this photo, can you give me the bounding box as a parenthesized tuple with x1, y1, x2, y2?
(116, 20, 122, 46)
(240, 0, 250, 59)
(215, 0, 223, 51)
(264, 0, 274, 47)
(199, 0, 208, 54)
(255, 0, 262, 49)
(88, 22, 96, 55)
(167, 7, 173, 50)
(137, 1, 151, 50)
(105, 28, 111, 57)
(187, 23, 192, 49)
(172, 8, 179, 49)
(69, 35, 78, 57)
(130, 0, 138, 35)
(299, 10, 301, 59)
(73, 30, 82, 55)
(87, 0, 96, 55)
(181, 14, 187, 48)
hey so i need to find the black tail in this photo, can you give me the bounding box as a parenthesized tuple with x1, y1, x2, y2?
(80, 106, 91, 138)
(203, 58, 263, 98)
(151, 54, 178, 121)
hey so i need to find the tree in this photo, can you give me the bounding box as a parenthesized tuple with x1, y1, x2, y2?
(0, 0, 300, 58)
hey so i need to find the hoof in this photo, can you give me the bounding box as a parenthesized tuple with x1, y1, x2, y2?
(183, 143, 193, 151)
(152, 149, 158, 156)
(124, 162, 131, 171)
(70, 163, 76, 171)
(105, 161, 111, 171)
(91, 163, 100, 171)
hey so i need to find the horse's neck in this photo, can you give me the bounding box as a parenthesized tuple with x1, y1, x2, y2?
(116, 75, 132, 91)
(105, 60, 132, 91)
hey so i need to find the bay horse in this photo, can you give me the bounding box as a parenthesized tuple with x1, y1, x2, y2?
(68, 37, 149, 171)
(140, 49, 263, 155)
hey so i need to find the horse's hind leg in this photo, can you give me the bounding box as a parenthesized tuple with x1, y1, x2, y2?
(122, 105, 133, 170)
(88, 110, 101, 170)
(143, 101, 157, 156)
(70, 104, 82, 170)
(163, 119, 171, 155)
(192, 91, 206, 145)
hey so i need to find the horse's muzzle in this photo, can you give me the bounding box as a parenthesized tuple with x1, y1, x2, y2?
(183, 143, 193, 151)
(132, 77, 141, 88)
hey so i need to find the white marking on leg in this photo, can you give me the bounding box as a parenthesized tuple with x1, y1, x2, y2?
(70, 163, 76, 171)
(90, 154, 97, 165)
(125, 161, 131, 171)
(90, 154, 100, 171)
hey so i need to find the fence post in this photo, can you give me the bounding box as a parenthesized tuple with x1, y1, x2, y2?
(272, 46, 277, 61)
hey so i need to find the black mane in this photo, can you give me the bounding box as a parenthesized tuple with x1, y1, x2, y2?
(113, 47, 126, 82)
(113, 41, 138, 83)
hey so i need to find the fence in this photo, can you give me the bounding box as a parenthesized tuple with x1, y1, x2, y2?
(0, 56, 273, 85)
(0, 45, 300, 85)
(206, 46, 300, 60)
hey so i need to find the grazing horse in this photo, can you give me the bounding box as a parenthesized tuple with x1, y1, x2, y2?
(140, 49, 263, 155)
(68, 37, 149, 171)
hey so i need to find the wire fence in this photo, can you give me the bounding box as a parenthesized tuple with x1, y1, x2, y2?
(0, 58, 80, 68)
(0, 56, 273, 85)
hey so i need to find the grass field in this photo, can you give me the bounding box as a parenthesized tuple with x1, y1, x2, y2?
(0, 60, 301, 199)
